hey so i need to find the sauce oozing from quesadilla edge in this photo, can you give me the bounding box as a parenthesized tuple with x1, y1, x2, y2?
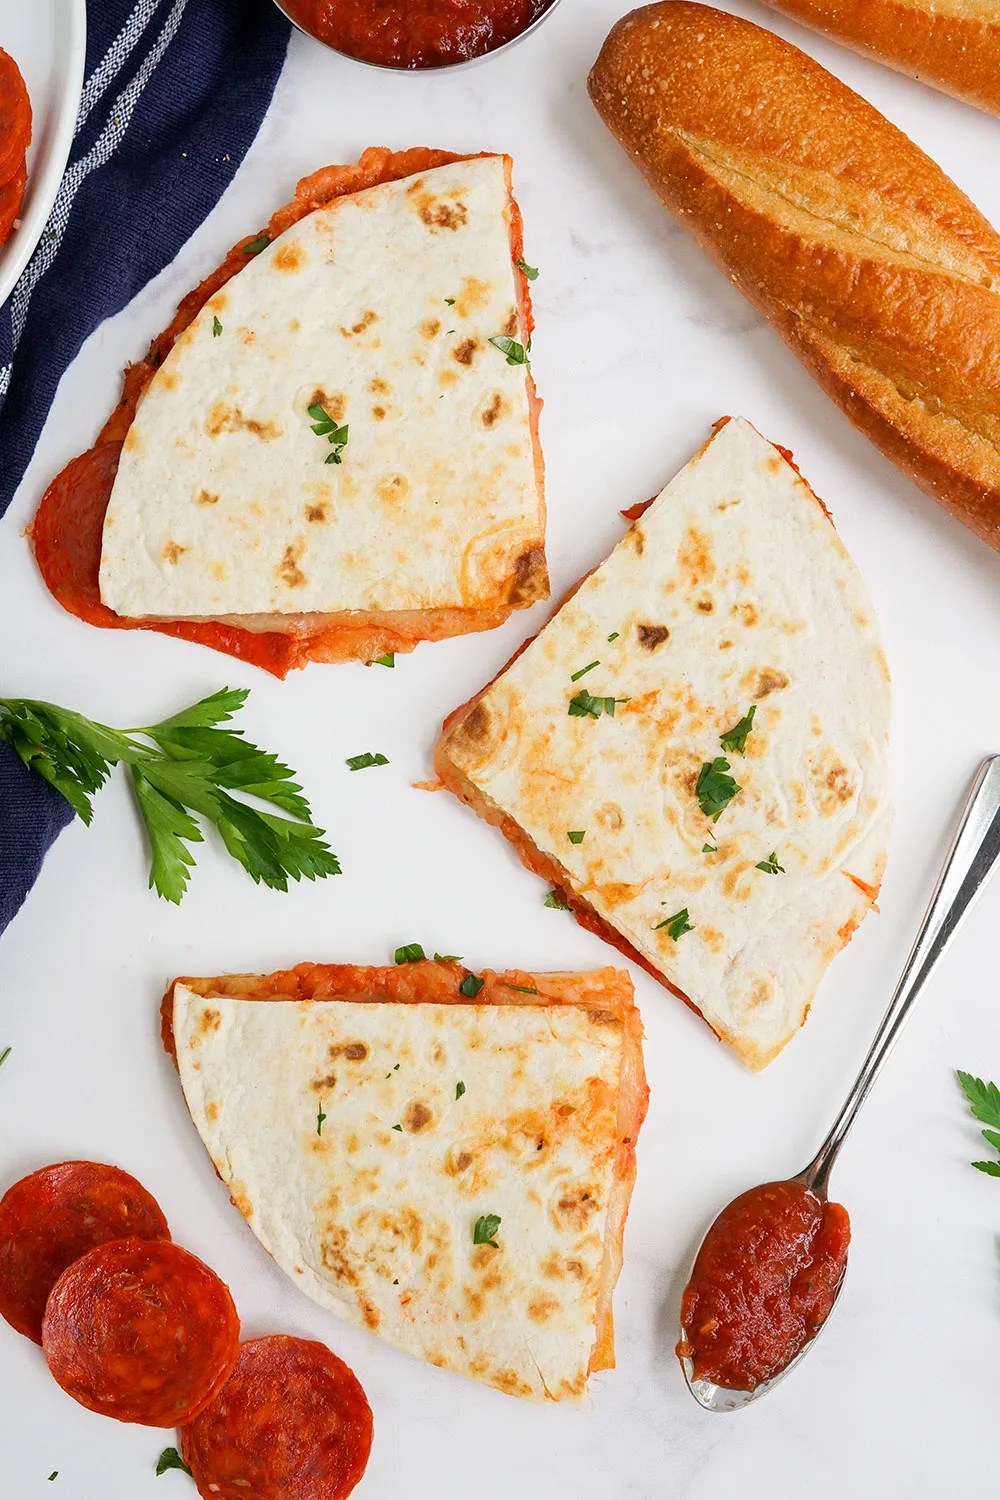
(31, 148, 537, 679)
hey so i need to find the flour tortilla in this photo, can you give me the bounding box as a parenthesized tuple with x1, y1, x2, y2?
(169, 964, 647, 1403)
(436, 417, 892, 1069)
(99, 156, 546, 625)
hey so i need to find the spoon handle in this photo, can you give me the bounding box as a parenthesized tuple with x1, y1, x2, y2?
(799, 755, 1000, 1199)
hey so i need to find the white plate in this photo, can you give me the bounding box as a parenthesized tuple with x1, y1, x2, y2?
(0, 0, 86, 310)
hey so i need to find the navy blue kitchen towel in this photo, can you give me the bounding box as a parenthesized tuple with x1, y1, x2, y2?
(0, 0, 290, 937)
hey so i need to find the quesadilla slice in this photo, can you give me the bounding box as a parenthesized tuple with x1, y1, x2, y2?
(435, 417, 892, 1070)
(32, 149, 546, 676)
(164, 961, 647, 1403)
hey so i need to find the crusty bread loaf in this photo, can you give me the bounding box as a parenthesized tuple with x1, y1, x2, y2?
(758, 0, 1000, 118)
(588, 2, 1000, 551)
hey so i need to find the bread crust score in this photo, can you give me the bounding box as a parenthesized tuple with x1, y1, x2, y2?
(758, 0, 1000, 119)
(588, 2, 1000, 552)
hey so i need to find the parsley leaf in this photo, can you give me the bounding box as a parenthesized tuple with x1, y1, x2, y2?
(307, 402, 349, 465)
(212, 315, 222, 337)
(503, 981, 538, 994)
(516, 258, 538, 280)
(488, 334, 529, 366)
(544, 889, 571, 910)
(48, 1474, 58, 1482)
(720, 705, 757, 756)
(0, 691, 339, 904)
(445, 297, 455, 305)
(702, 842, 717, 854)
(395, 943, 425, 964)
(568, 689, 630, 720)
(655, 907, 695, 940)
(316, 1102, 327, 1136)
(459, 974, 485, 997)
(434, 953, 462, 963)
(696, 757, 740, 821)
(392, 1123, 403, 1132)
(242, 233, 270, 255)
(607, 631, 619, 642)
(345, 752, 388, 771)
(567, 830, 586, 844)
(755, 851, 785, 875)
(571, 661, 600, 682)
(456, 1081, 466, 1099)
(0, 1046, 10, 1070)
(473, 1213, 502, 1248)
(958, 1071, 1000, 1131)
(156, 1447, 192, 1477)
(372, 653, 395, 668)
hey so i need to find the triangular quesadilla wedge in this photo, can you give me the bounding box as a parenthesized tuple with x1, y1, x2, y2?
(32, 149, 546, 677)
(163, 962, 647, 1403)
(435, 417, 892, 1070)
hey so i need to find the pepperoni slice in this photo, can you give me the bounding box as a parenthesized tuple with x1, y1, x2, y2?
(181, 1336, 373, 1500)
(0, 49, 31, 185)
(0, 1161, 170, 1344)
(0, 155, 26, 246)
(42, 1238, 240, 1426)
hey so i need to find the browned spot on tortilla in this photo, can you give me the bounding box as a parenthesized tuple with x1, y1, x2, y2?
(455, 276, 491, 317)
(273, 242, 305, 272)
(679, 525, 714, 584)
(229, 1184, 253, 1220)
(206, 402, 281, 441)
(637, 624, 669, 650)
(508, 546, 548, 605)
(361, 1299, 381, 1331)
(696, 597, 714, 613)
(629, 526, 645, 556)
(409, 185, 468, 232)
(369, 377, 390, 395)
(528, 1295, 559, 1324)
(754, 668, 790, 697)
(734, 601, 758, 627)
(278, 543, 307, 588)
(439, 367, 459, 387)
(372, 405, 387, 420)
(825, 764, 853, 804)
(719, 638, 734, 650)
(481, 392, 505, 427)
(552, 1184, 598, 1231)
(206, 1101, 219, 1122)
(330, 1041, 368, 1061)
(319, 1225, 361, 1287)
(199, 1008, 221, 1035)
(377, 474, 411, 504)
(123, 426, 140, 452)
(340, 309, 378, 338)
(420, 318, 441, 339)
(595, 802, 624, 831)
(311, 389, 345, 421)
(453, 338, 480, 367)
(501, 307, 518, 339)
(196, 490, 219, 506)
(312, 1071, 337, 1092)
(161, 541, 186, 565)
(458, 703, 489, 744)
(306, 503, 328, 523)
(404, 1101, 434, 1134)
(445, 1149, 473, 1176)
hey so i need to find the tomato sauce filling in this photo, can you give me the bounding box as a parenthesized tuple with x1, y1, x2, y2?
(283, 0, 556, 68)
(31, 147, 539, 679)
(677, 1181, 850, 1390)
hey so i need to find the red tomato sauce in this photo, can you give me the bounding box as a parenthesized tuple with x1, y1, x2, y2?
(677, 1181, 850, 1390)
(282, 0, 556, 68)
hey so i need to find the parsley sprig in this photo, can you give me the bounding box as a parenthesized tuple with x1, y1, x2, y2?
(473, 1213, 502, 1248)
(957, 1071, 1000, 1176)
(569, 689, 630, 720)
(696, 757, 740, 821)
(489, 334, 529, 366)
(307, 402, 349, 465)
(156, 1448, 192, 1477)
(720, 705, 756, 756)
(655, 907, 695, 940)
(0, 689, 340, 904)
(756, 852, 785, 875)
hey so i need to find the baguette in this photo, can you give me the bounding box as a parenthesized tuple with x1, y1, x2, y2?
(588, 2, 1000, 551)
(758, 0, 1000, 119)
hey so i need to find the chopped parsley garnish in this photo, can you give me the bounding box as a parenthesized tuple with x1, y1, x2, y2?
(242, 233, 270, 255)
(392, 1123, 402, 1132)
(544, 889, 570, 910)
(456, 1081, 466, 1100)
(394, 943, 425, 964)
(503, 982, 538, 994)
(570, 661, 600, 682)
(316, 1102, 326, 1136)
(568, 689, 630, 720)
(655, 907, 695, 940)
(720, 705, 757, 756)
(957, 1071, 1000, 1177)
(473, 1213, 502, 1248)
(372, 653, 395, 668)
(0, 1046, 9, 1070)
(702, 842, 717, 854)
(385, 1064, 400, 1078)
(345, 752, 388, 771)
(445, 297, 456, 305)
(212, 315, 222, 337)
(0, 689, 338, 904)
(48, 1475, 58, 1483)
(516, 258, 539, 280)
(488, 334, 529, 366)
(434, 953, 462, 963)
(459, 973, 485, 997)
(607, 631, 619, 642)
(156, 1448, 192, 1477)
(755, 851, 785, 875)
(307, 402, 349, 465)
(696, 757, 740, 821)
(567, 830, 586, 844)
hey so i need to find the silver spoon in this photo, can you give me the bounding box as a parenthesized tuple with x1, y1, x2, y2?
(680, 754, 1000, 1412)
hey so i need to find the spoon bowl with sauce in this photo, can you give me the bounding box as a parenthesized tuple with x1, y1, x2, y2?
(678, 755, 1000, 1411)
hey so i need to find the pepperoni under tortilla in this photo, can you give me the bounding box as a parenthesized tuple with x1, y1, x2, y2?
(0, 1161, 170, 1344)
(30, 146, 533, 678)
(0, 49, 30, 185)
(42, 1238, 240, 1426)
(0, 156, 26, 245)
(181, 1336, 373, 1500)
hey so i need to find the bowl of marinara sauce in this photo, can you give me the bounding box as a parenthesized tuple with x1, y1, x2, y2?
(272, 0, 564, 70)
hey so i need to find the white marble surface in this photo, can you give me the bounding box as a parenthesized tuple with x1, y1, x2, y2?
(2, 2, 1000, 1494)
